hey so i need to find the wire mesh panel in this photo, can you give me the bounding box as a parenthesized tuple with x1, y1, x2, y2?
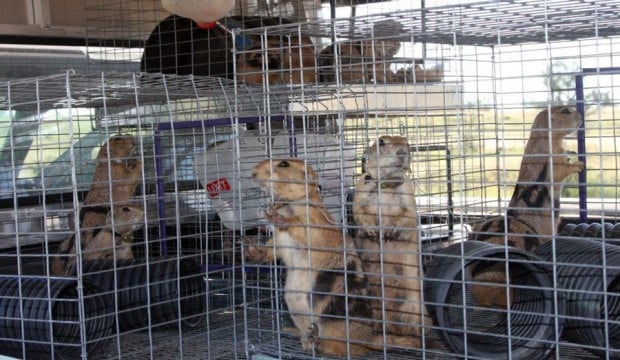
(229, 1, 620, 359)
(2, 0, 620, 359)
(84, 0, 323, 80)
(0, 71, 274, 359)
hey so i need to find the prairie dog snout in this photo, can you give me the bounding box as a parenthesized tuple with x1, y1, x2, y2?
(106, 134, 138, 163)
(252, 159, 321, 202)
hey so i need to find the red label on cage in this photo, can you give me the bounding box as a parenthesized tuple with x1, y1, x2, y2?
(206, 178, 231, 197)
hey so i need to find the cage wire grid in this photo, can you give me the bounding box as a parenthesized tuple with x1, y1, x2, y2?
(0, 0, 620, 359)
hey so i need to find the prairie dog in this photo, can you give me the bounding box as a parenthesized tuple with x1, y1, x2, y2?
(352, 135, 429, 338)
(319, 41, 401, 84)
(82, 205, 144, 261)
(353, 135, 418, 242)
(51, 134, 142, 275)
(245, 159, 421, 357)
(236, 37, 316, 85)
(469, 106, 584, 308)
(395, 64, 444, 83)
(471, 106, 584, 251)
(318, 42, 366, 83)
(81, 134, 142, 242)
(358, 38, 401, 84)
(318, 19, 403, 84)
(52, 205, 144, 275)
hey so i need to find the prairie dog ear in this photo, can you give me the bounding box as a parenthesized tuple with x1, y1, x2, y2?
(105, 209, 113, 221)
(305, 164, 319, 182)
(558, 106, 574, 114)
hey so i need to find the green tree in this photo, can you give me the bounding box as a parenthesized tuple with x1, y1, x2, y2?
(544, 60, 612, 107)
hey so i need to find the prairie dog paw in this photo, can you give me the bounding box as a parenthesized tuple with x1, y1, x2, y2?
(263, 205, 277, 218)
(264, 206, 287, 225)
(308, 323, 319, 342)
(362, 228, 378, 239)
(241, 236, 268, 262)
(383, 229, 402, 241)
(574, 160, 585, 172)
(245, 245, 269, 262)
(301, 323, 319, 352)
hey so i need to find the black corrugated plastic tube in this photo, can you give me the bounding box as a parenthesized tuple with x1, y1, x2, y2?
(535, 237, 620, 357)
(0, 277, 113, 360)
(73, 257, 206, 331)
(424, 240, 563, 360)
(559, 222, 620, 242)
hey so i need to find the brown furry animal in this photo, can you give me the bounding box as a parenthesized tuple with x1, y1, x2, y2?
(52, 204, 144, 275)
(82, 205, 144, 261)
(79, 134, 142, 242)
(395, 64, 444, 83)
(319, 40, 402, 84)
(319, 41, 444, 85)
(236, 36, 317, 86)
(471, 106, 584, 250)
(318, 42, 366, 83)
(51, 134, 142, 275)
(358, 38, 402, 83)
(245, 159, 421, 357)
(141, 15, 304, 79)
(469, 106, 584, 307)
(319, 19, 406, 84)
(352, 135, 429, 339)
(353, 135, 418, 242)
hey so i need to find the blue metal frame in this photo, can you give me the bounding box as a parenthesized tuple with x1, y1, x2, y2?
(575, 67, 620, 223)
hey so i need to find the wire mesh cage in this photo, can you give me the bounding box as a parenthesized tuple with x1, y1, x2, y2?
(1, 0, 620, 359)
(0, 71, 276, 359)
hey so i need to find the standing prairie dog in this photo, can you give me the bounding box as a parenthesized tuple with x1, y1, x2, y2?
(353, 135, 418, 242)
(469, 106, 584, 308)
(52, 205, 144, 275)
(353, 135, 429, 339)
(245, 159, 421, 357)
(51, 134, 142, 275)
(80, 134, 142, 242)
(471, 106, 584, 251)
